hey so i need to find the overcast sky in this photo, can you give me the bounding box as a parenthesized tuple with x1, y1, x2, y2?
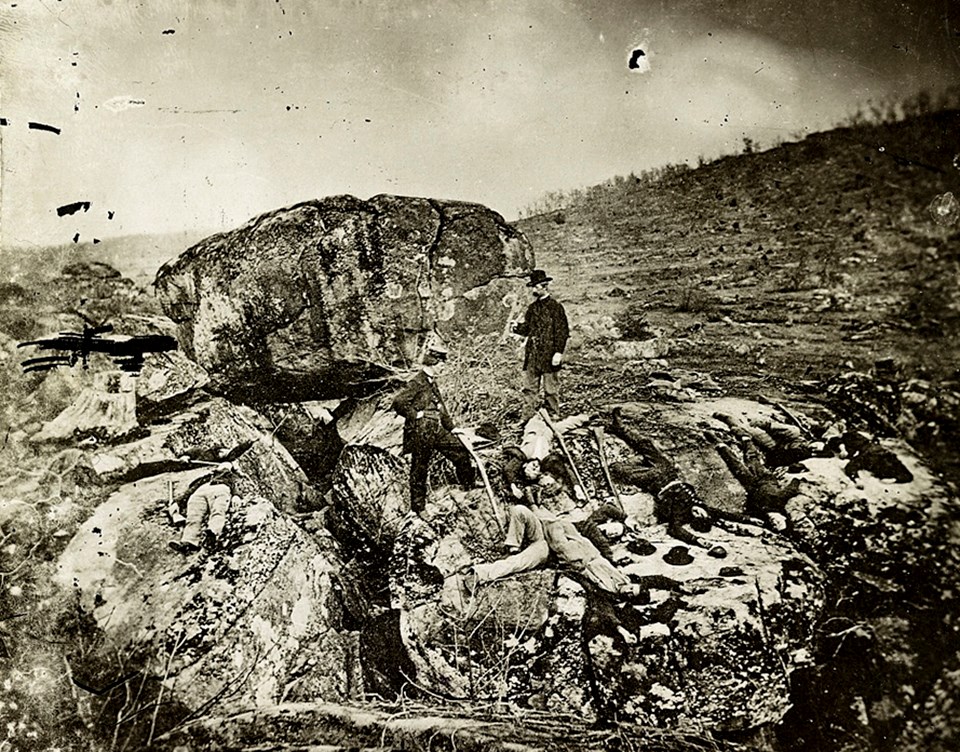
(1, 0, 957, 248)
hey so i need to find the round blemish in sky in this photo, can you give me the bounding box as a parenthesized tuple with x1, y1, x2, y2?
(928, 192, 959, 226)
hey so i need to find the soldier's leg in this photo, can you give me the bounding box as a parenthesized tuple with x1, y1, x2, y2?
(435, 430, 477, 489)
(715, 442, 754, 485)
(181, 488, 209, 547)
(474, 540, 549, 583)
(503, 504, 530, 549)
(204, 484, 232, 538)
(409, 443, 431, 513)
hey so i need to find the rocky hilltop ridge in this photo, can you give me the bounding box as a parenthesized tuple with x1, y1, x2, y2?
(0, 122, 957, 752)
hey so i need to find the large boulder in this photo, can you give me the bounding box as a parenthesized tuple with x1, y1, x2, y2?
(154, 195, 534, 402)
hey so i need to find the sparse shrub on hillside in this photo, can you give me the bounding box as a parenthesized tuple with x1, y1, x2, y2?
(779, 246, 845, 293)
(900, 260, 960, 334)
(840, 88, 960, 130)
(615, 301, 655, 341)
(675, 278, 719, 314)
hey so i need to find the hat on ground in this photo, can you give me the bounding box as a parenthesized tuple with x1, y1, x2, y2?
(527, 269, 553, 287)
(663, 545, 694, 566)
(422, 340, 449, 365)
(476, 422, 501, 442)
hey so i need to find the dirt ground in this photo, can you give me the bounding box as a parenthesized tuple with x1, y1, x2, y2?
(514, 110, 960, 481)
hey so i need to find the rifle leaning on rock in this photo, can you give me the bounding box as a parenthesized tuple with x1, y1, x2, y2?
(454, 431, 505, 535)
(538, 408, 588, 500)
(591, 425, 624, 515)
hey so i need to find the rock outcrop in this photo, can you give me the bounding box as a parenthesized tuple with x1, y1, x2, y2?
(30, 370, 138, 443)
(54, 472, 364, 717)
(322, 427, 826, 732)
(154, 195, 533, 402)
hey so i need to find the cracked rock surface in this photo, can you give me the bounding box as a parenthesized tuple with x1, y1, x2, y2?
(154, 194, 533, 402)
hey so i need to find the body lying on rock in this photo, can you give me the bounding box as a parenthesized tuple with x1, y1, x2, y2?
(608, 409, 771, 557)
(712, 411, 813, 468)
(165, 442, 257, 554)
(168, 462, 238, 553)
(499, 445, 629, 562)
(826, 430, 914, 483)
(459, 471, 679, 605)
(703, 431, 803, 530)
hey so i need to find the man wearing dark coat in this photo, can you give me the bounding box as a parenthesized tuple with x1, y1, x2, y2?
(392, 342, 476, 513)
(513, 269, 570, 420)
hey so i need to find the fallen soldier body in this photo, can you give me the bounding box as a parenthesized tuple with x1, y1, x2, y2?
(464, 473, 667, 601)
(608, 409, 769, 557)
(169, 461, 240, 554)
(706, 433, 803, 530)
(712, 412, 813, 468)
(827, 431, 914, 483)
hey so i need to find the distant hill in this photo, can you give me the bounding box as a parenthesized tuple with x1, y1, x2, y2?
(0, 229, 211, 288)
(518, 109, 960, 385)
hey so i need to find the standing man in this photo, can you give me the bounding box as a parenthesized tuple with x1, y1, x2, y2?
(392, 341, 476, 514)
(513, 269, 569, 420)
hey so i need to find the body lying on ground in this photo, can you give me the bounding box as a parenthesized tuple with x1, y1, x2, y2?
(707, 435, 802, 530)
(712, 412, 813, 468)
(607, 408, 771, 557)
(466, 472, 678, 602)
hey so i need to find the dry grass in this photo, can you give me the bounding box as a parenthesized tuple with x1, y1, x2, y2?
(437, 332, 527, 431)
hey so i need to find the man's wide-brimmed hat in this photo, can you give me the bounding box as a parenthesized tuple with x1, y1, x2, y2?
(527, 269, 553, 287)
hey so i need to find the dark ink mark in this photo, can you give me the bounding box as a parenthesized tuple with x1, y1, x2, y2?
(0, 118, 7, 126)
(162, 28, 175, 34)
(72, 233, 80, 243)
(18, 321, 178, 374)
(159, 107, 240, 114)
(628, 48, 646, 68)
(57, 201, 91, 217)
(364, 118, 371, 122)
(107, 210, 115, 220)
(93, 238, 101, 244)
(28, 121, 61, 135)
